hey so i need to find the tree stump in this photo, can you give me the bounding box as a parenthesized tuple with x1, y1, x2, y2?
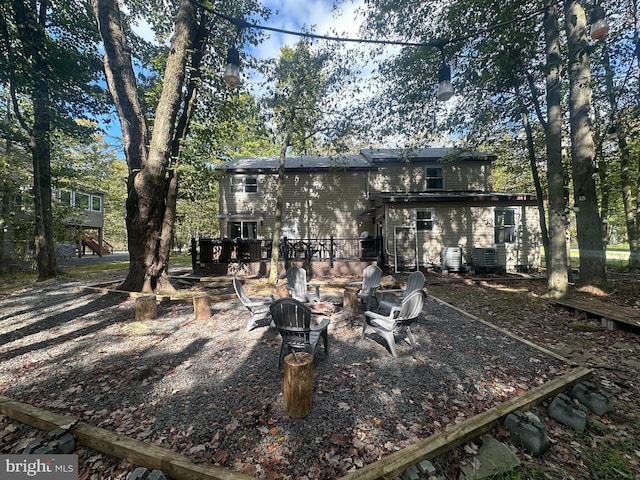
(193, 295, 211, 320)
(277, 283, 289, 299)
(283, 352, 313, 418)
(135, 295, 156, 321)
(343, 286, 359, 311)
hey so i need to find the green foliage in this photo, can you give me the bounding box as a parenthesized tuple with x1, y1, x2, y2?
(0, 142, 33, 264)
(49, 128, 128, 248)
(258, 39, 360, 155)
(0, 0, 110, 135)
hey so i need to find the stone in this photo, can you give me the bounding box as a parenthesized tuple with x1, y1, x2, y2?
(45, 428, 76, 454)
(504, 411, 550, 456)
(548, 393, 589, 432)
(569, 381, 614, 416)
(417, 460, 438, 477)
(458, 435, 520, 479)
(128, 468, 167, 480)
(402, 464, 420, 480)
(23, 429, 76, 454)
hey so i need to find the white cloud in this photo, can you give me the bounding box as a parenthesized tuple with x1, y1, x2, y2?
(251, 0, 366, 60)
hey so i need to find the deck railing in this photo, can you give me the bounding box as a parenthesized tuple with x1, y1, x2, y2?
(191, 236, 381, 268)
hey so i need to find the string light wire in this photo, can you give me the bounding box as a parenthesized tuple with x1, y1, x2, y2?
(188, 0, 563, 51)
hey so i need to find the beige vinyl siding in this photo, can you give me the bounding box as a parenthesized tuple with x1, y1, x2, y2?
(369, 162, 492, 192)
(498, 205, 541, 268)
(220, 171, 372, 239)
(383, 204, 540, 269)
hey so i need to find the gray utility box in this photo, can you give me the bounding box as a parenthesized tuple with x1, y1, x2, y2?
(441, 246, 463, 272)
(472, 247, 498, 272)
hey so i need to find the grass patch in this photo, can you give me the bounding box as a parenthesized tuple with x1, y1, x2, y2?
(0, 272, 38, 293)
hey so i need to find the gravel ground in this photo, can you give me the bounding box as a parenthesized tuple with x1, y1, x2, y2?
(0, 277, 572, 479)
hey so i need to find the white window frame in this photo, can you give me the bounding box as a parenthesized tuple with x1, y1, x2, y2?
(231, 176, 258, 193)
(425, 166, 444, 190)
(228, 220, 258, 239)
(74, 192, 90, 210)
(415, 208, 435, 232)
(494, 208, 518, 244)
(90, 195, 102, 212)
(56, 189, 102, 212)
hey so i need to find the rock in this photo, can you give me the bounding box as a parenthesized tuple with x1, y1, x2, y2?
(458, 435, 520, 479)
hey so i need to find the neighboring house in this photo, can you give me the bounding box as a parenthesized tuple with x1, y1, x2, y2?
(218, 148, 540, 272)
(54, 188, 112, 257)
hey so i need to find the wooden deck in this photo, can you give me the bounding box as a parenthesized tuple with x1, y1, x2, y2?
(550, 297, 640, 330)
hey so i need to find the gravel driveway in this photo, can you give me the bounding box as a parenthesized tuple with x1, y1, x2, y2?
(0, 278, 572, 479)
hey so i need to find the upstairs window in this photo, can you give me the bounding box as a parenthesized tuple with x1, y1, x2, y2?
(60, 190, 72, 205)
(75, 192, 89, 210)
(57, 190, 102, 212)
(231, 176, 258, 193)
(425, 167, 443, 190)
(416, 209, 435, 232)
(495, 208, 517, 244)
(91, 195, 102, 212)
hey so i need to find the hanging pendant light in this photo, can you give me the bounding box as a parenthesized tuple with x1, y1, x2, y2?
(590, 5, 609, 41)
(436, 63, 453, 102)
(223, 46, 241, 88)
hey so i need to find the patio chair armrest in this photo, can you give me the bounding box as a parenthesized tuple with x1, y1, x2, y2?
(364, 311, 395, 329)
(378, 289, 403, 301)
(312, 316, 331, 331)
(246, 300, 271, 308)
(253, 294, 275, 302)
(364, 310, 386, 321)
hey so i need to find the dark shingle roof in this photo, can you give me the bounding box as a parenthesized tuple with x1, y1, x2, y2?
(221, 154, 372, 173)
(221, 148, 495, 173)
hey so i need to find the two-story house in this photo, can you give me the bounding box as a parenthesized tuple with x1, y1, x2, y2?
(54, 188, 112, 257)
(216, 148, 540, 273)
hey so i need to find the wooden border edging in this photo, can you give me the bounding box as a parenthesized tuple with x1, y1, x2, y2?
(426, 295, 578, 365)
(336, 366, 592, 480)
(0, 395, 253, 480)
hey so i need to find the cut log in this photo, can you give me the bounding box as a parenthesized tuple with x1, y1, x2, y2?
(193, 295, 211, 320)
(283, 352, 313, 418)
(135, 295, 156, 321)
(343, 286, 359, 311)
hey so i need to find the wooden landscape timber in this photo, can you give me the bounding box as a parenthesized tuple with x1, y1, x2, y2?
(0, 367, 591, 480)
(11, 280, 594, 479)
(336, 367, 592, 480)
(0, 395, 253, 480)
(428, 295, 580, 365)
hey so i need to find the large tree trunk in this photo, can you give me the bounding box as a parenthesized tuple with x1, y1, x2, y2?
(94, 0, 198, 292)
(155, 13, 211, 291)
(565, 0, 607, 288)
(12, 0, 58, 280)
(543, 0, 569, 298)
(520, 110, 549, 264)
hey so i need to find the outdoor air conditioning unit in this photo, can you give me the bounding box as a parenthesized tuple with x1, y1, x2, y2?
(472, 247, 498, 272)
(441, 246, 463, 272)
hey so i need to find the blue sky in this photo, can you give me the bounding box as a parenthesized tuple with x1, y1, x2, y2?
(249, 0, 365, 60)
